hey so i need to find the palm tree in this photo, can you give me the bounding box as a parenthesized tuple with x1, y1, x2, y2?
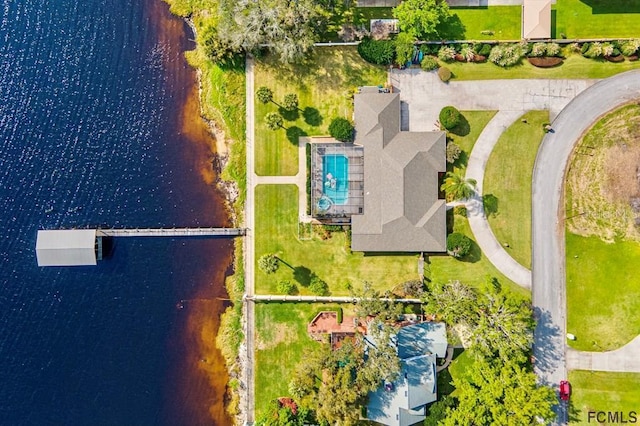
(440, 171, 477, 200)
(256, 86, 273, 104)
(265, 112, 284, 130)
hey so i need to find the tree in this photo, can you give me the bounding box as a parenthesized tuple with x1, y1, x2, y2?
(309, 274, 329, 296)
(353, 282, 404, 323)
(256, 86, 274, 104)
(446, 141, 461, 163)
(356, 320, 401, 391)
(219, 0, 323, 63)
(446, 232, 473, 258)
(357, 37, 396, 65)
(328, 117, 354, 142)
(440, 171, 477, 200)
(422, 280, 478, 325)
(394, 32, 415, 66)
(282, 93, 298, 111)
(277, 280, 297, 295)
(443, 357, 556, 425)
(393, 0, 452, 39)
(202, 26, 239, 64)
(265, 112, 284, 130)
(258, 253, 279, 274)
(439, 105, 461, 130)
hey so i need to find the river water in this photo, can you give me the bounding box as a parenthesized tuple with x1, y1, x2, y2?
(0, 0, 233, 424)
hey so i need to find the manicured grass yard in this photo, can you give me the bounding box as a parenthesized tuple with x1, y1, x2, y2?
(255, 184, 420, 295)
(568, 371, 640, 424)
(555, 0, 640, 39)
(449, 6, 521, 40)
(566, 233, 640, 351)
(484, 111, 548, 269)
(444, 53, 640, 81)
(254, 303, 323, 416)
(254, 47, 386, 176)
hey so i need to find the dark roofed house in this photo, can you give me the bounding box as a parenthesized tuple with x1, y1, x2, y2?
(366, 322, 447, 426)
(351, 92, 447, 252)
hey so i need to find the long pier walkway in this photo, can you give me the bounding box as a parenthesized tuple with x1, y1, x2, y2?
(96, 227, 246, 237)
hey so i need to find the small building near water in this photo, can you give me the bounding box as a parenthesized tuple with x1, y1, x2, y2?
(36, 230, 99, 266)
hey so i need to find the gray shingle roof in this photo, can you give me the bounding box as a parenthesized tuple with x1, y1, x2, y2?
(351, 92, 446, 252)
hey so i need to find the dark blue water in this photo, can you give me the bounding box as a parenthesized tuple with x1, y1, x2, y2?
(0, 0, 233, 424)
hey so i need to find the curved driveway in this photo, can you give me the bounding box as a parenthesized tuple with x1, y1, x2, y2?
(531, 70, 640, 420)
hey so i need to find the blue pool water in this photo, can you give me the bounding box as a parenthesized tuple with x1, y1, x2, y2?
(322, 155, 349, 205)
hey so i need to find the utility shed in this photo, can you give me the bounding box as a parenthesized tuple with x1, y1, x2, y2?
(522, 0, 551, 39)
(36, 230, 97, 266)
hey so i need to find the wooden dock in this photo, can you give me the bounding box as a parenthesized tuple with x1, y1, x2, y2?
(96, 228, 246, 237)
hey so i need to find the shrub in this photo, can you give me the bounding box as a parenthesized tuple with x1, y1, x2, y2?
(446, 141, 461, 163)
(357, 37, 395, 65)
(530, 42, 547, 57)
(277, 280, 297, 295)
(421, 56, 439, 71)
(438, 66, 452, 82)
(621, 40, 640, 56)
(476, 43, 493, 57)
(446, 232, 473, 258)
(602, 43, 615, 57)
(583, 42, 604, 58)
(546, 42, 561, 57)
(439, 106, 461, 130)
(437, 46, 456, 63)
(580, 42, 590, 55)
(453, 205, 467, 217)
(489, 43, 524, 67)
(328, 117, 354, 142)
(336, 307, 343, 323)
(258, 254, 279, 274)
(569, 42, 581, 53)
(612, 48, 622, 57)
(460, 44, 475, 62)
(309, 275, 329, 296)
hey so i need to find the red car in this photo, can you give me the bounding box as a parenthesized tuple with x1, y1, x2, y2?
(560, 380, 571, 401)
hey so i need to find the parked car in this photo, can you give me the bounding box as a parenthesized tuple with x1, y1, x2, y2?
(559, 380, 571, 401)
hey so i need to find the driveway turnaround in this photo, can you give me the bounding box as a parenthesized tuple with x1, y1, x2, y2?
(466, 110, 532, 289)
(390, 69, 594, 131)
(532, 70, 640, 422)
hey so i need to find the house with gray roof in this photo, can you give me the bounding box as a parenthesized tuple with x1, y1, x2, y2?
(366, 322, 448, 426)
(350, 91, 447, 253)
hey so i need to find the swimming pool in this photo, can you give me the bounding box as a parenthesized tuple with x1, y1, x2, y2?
(322, 154, 349, 205)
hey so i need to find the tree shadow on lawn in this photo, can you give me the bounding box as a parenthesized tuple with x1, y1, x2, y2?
(436, 13, 466, 41)
(286, 126, 307, 145)
(279, 106, 300, 122)
(459, 237, 482, 263)
(483, 194, 499, 217)
(303, 107, 323, 127)
(450, 113, 470, 137)
(293, 265, 312, 287)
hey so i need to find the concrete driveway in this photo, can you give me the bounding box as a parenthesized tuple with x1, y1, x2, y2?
(390, 69, 594, 131)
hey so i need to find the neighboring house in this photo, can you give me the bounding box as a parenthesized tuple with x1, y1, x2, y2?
(366, 322, 448, 426)
(350, 90, 447, 253)
(522, 0, 552, 39)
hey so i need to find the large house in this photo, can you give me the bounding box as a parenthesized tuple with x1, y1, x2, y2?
(310, 88, 447, 253)
(351, 90, 447, 252)
(366, 322, 448, 426)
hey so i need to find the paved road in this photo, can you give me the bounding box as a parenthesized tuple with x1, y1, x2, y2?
(466, 110, 532, 289)
(532, 69, 640, 423)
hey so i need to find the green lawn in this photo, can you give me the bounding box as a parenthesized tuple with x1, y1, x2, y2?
(448, 7, 521, 40)
(449, 110, 497, 174)
(484, 111, 548, 269)
(566, 233, 640, 351)
(444, 52, 640, 81)
(254, 303, 323, 416)
(428, 215, 526, 297)
(568, 371, 640, 424)
(254, 47, 387, 176)
(555, 0, 640, 39)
